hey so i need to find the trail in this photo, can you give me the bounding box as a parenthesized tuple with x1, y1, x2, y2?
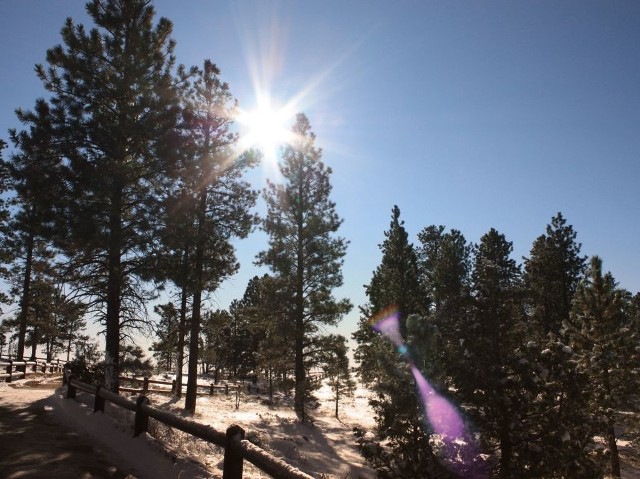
(0, 378, 136, 478)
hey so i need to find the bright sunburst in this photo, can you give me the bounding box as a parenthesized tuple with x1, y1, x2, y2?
(237, 97, 295, 165)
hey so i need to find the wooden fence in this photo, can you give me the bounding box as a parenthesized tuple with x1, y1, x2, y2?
(63, 370, 315, 479)
(0, 355, 64, 382)
(119, 375, 232, 396)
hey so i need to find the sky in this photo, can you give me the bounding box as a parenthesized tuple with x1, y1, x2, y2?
(1, 1, 639, 349)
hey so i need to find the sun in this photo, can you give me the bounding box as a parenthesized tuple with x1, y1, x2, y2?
(237, 98, 295, 164)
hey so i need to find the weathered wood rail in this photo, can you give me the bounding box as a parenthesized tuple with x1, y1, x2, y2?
(0, 355, 64, 382)
(119, 375, 232, 396)
(63, 370, 315, 479)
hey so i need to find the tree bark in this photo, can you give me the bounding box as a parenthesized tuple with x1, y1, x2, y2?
(608, 422, 621, 478)
(16, 228, 35, 361)
(185, 188, 206, 414)
(499, 423, 512, 479)
(105, 181, 123, 393)
(175, 246, 189, 399)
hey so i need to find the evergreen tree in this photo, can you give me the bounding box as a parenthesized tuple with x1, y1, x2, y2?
(463, 228, 525, 478)
(521, 214, 596, 478)
(238, 275, 295, 399)
(55, 290, 87, 362)
(416, 225, 471, 384)
(524, 212, 586, 337)
(8, 100, 61, 361)
(566, 257, 640, 478)
(19, 0, 183, 392)
(257, 113, 351, 422)
(353, 207, 453, 478)
(0, 140, 12, 309)
(227, 298, 260, 378)
(200, 309, 233, 383)
(120, 343, 152, 377)
(150, 302, 181, 372)
(319, 334, 355, 419)
(179, 60, 258, 413)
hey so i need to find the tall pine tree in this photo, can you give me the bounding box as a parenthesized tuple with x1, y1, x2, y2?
(524, 212, 586, 337)
(566, 257, 640, 478)
(178, 60, 258, 413)
(21, 0, 183, 391)
(464, 228, 525, 478)
(353, 207, 454, 478)
(257, 113, 351, 422)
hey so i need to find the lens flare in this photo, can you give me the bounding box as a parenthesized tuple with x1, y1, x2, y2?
(371, 307, 405, 353)
(372, 308, 485, 477)
(410, 365, 464, 439)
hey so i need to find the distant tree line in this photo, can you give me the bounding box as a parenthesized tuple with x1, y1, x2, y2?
(0, 0, 351, 421)
(353, 207, 639, 479)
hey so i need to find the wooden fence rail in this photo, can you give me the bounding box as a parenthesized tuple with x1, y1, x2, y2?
(0, 356, 64, 382)
(63, 370, 315, 479)
(118, 375, 231, 396)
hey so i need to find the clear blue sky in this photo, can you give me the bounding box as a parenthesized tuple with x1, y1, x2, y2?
(1, 1, 639, 344)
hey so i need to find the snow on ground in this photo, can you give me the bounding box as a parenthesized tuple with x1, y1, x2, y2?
(1, 374, 377, 478)
(1, 376, 213, 479)
(6, 375, 636, 478)
(140, 378, 377, 478)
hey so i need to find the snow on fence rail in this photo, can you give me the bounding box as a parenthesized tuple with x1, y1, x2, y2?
(0, 355, 64, 382)
(118, 375, 232, 396)
(63, 370, 316, 479)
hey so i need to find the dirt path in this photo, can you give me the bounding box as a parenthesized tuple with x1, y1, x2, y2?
(0, 379, 137, 479)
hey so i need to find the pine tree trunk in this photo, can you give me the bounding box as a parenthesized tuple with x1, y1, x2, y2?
(294, 334, 305, 421)
(16, 227, 35, 361)
(185, 189, 206, 414)
(30, 325, 38, 360)
(608, 423, 621, 477)
(105, 182, 123, 393)
(294, 180, 306, 422)
(499, 420, 512, 479)
(175, 256, 189, 399)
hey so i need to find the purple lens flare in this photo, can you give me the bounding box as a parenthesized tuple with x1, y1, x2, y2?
(372, 308, 405, 352)
(410, 365, 464, 440)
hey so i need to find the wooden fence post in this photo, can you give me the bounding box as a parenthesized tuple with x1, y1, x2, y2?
(225, 384, 229, 395)
(67, 375, 76, 399)
(134, 396, 150, 437)
(143, 377, 149, 394)
(6, 360, 12, 383)
(223, 424, 245, 479)
(94, 385, 106, 413)
(210, 383, 214, 396)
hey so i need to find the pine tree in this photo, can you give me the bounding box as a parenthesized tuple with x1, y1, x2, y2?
(19, 0, 183, 392)
(200, 309, 233, 383)
(0, 140, 12, 309)
(150, 302, 181, 372)
(178, 60, 258, 413)
(8, 100, 61, 361)
(416, 225, 471, 384)
(521, 214, 596, 478)
(257, 113, 351, 422)
(566, 257, 640, 478)
(524, 212, 586, 337)
(464, 228, 525, 478)
(238, 275, 295, 399)
(319, 334, 355, 419)
(353, 207, 454, 479)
